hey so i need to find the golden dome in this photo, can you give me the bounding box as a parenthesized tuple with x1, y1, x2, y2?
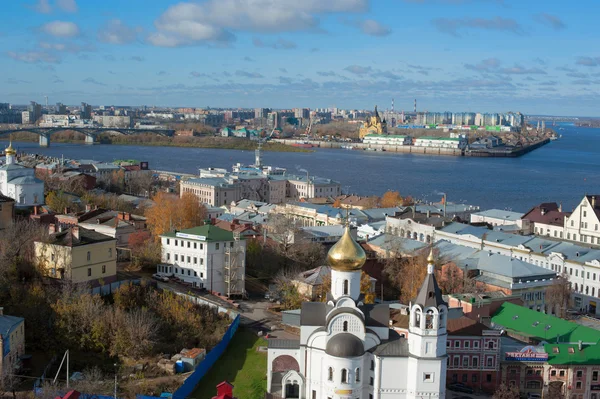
(327, 225, 366, 271)
(5, 139, 16, 156)
(427, 248, 435, 263)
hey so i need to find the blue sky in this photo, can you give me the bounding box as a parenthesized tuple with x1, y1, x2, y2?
(2, 0, 600, 115)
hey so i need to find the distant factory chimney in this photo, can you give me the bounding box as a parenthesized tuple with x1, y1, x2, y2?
(391, 98, 395, 113)
(414, 99, 417, 113)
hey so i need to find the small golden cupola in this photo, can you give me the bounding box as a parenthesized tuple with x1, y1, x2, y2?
(327, 225, 366, 272)
(5, 139, 16, 156)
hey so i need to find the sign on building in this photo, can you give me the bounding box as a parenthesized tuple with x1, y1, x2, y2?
(505, 346, 548, 362)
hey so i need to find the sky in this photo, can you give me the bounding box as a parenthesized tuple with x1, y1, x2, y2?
(1, 0, 600, 115)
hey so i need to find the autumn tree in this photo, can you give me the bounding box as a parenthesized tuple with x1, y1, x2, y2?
(381, 245, 435, 304)
(380, 191, 404, 208)
(437, 263, 483, 295)
(145, 192, 207, 238)
(45, 191, 78, 213)
(492, 383, 520, 399)
(546, 272, 573, 318)
(274, 268, 305, 311)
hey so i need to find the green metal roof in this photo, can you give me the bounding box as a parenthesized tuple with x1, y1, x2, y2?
(161, 225, 238, 242)
(492, 302, 600, 344)
(544, 343, 600, 365)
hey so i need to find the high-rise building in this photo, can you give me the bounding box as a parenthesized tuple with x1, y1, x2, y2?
(80, 102, 92, 120)
(55, 103, 67, 115)
(294, 108, 310, 119)
(254, 108, 270, 119)
(27, 101, 42, 123)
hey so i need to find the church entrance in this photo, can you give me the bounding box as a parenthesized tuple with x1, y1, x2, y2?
(284, 382, 300, 398)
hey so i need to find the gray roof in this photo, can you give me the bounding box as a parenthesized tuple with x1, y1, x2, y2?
(368, 234, 428, 253)
(361, 304, 390, 327)
(300, 302, 332, 326)
(326, 333, 364, 358)
(371, 330, 409, 357)
(296, 266, 331, 286)
(0, 315, 24, 338)
(472, 209, 523, 221)
(268, 339, 300, 349)
(470, 252, 555, 279)
(185, 177, 234, 188)
(8, 175, 43, 184)
(361, 207, 402, 222)
(0, 163, 26, 171)
(413, 272, 446, 309)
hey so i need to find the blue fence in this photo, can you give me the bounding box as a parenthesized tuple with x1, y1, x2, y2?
(172, 314, 240, 399)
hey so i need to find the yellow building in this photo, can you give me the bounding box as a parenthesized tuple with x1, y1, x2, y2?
(0, 309, 25, 374)
(359, 105, 387, 139)
(0, 193, 14, 230)
(35, 225, 117, 286)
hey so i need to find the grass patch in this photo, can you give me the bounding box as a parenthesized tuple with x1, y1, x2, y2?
(190, 328, 267, 399)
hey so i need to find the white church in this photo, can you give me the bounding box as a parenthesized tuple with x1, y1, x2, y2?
(0, 141, 44, 207)
(267, 225, 447, 399)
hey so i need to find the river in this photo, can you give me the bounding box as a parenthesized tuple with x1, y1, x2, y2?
(8, 122, 599, 212)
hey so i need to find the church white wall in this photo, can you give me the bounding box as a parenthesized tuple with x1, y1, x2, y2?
(406, 357, 445, 399)
(378, 356, 409, 399)
(304, 349, 371, 399)
(10, 182, 44, 206)
(331, 269, 361, 300)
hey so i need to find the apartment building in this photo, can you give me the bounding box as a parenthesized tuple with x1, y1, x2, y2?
(35, 225, 117, 285)
(158, 225, 246, 296)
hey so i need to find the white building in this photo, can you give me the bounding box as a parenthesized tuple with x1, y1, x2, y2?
(564, 195, 600, 245)
(414, 136, 467, 149)
(0, 142, 44, 207)
(470, 209, 525, 228)
(363, 134, 412, 146)
(158, 225, 246, 296)
(267, 226, 447, 398)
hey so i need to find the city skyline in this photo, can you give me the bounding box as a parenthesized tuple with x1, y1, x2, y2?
(2, 0, 600, 115)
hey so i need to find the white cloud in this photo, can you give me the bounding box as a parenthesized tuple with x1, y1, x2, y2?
(40, 21, 80, 38)
(56, 0, 78, 13)
(148, 0, 368, 47)
(98, 19, 139, 44)
(30, 0, 51, 13)
(358, 19, 391, 36)
(7, 50, 60, 64)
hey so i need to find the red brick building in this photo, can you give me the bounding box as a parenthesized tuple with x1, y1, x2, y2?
(446, 316, 502, 394)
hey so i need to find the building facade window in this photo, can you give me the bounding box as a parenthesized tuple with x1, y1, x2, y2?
(328, 367, 333, 381)
(87, 251, 91, 261)
(87, 268, 91, 277)
(102, 265, 106, 274)
(341, 369, 347, 383)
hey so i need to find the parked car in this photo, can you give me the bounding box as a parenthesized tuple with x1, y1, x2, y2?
(447, 383, 474, 394)
(527, 394, 542, 399)
(152, 273, 169, 282)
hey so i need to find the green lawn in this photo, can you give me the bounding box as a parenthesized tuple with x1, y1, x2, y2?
(190, 328, 268, 399)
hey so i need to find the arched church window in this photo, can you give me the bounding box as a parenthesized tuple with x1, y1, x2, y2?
(343, 321, 348, 332)
(425, 309, 434, 329)
(343, 280, 349, 295)
(355, 368, 361, 382)
(415, 309, 421, 327)
(341, 369, 347, 383)
(328, 367, 333, 381)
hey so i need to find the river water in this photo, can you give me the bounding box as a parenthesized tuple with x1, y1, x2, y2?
(9, 123, 599, 212)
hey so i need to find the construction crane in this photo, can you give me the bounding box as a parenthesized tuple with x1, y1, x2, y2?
(255, 127, 276, 168)
(304, 117, 314, 139)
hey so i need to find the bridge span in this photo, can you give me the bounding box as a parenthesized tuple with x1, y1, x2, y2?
(0, 126, 176, 147)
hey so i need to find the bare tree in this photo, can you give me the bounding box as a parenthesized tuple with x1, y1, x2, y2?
(545, 272, 572, 318)
(492, 383, 520, 399)
(266, 213, 301, 259)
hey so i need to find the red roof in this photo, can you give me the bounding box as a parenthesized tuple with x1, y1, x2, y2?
(521, 202, 569, 227)
(447, 316, 489, 336)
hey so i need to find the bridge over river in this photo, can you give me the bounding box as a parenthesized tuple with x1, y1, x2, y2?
(0, 126, 175, 147)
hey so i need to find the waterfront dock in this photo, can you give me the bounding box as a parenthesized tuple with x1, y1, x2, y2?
(273, 138, 550, 158)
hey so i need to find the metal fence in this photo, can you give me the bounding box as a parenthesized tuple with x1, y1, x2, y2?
(172, 314, 240, 399)
(91, 279, 141, 296)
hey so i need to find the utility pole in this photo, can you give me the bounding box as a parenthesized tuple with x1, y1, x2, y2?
(114, 363, 118, 399)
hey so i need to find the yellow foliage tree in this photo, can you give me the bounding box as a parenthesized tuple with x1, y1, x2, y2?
(145, 192, 207, 238)
(380, 190, 403, 208)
